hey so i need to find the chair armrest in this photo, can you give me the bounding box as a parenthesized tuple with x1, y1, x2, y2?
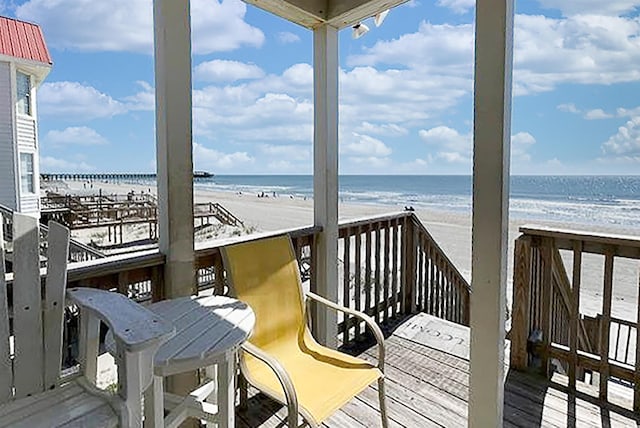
(241, 342, 299, 427)
(305, 291, 385, 370)
(67, 287, 174, 353)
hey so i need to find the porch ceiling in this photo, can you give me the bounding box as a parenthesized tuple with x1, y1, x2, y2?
(243, 0, 408, 29)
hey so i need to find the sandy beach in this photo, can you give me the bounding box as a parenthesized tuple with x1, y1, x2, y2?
(52, 179, 640, 321)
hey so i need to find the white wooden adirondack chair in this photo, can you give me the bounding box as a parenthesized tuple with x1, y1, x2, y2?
(0, 213, 174, 427)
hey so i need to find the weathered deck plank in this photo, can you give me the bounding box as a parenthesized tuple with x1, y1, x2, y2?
(237, 314, 640, 428)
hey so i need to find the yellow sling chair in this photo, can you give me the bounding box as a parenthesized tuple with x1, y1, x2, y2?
(221, 235, 388, 427)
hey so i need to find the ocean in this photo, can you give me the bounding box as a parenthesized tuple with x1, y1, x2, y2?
(192, 175, 640, 229)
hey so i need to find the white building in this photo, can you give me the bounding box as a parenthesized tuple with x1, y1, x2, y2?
(0, 16, 51, 216)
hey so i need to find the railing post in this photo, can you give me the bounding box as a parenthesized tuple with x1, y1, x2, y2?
(539, 237, 554, 377)
(510, 235, 532, 370)
(403, 215, 417, 314)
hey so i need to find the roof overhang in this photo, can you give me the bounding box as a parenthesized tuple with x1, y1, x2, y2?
(244, 0, 408, 29)
(0, 54, 52, 86)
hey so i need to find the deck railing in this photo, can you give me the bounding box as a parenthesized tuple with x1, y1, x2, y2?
(4, 211, 470, 358)
(510, 225, 640, 410)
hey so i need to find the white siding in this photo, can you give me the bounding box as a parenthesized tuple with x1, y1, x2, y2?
(16, 116, 36, 150)
(0, 62, 16, 210)
(19, 194, 39, 214)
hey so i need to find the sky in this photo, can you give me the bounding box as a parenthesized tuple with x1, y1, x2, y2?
(2, 0, 640, 175)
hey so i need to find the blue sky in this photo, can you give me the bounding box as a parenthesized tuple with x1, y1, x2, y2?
(3, 0, 640, 174)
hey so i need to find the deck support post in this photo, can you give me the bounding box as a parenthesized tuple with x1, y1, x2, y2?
(469, 0, 514, 427)
(153, 0, 197, 401)
(312, 24, 339, 348)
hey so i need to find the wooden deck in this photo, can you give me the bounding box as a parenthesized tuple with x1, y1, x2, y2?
(236, 313, 640, 427)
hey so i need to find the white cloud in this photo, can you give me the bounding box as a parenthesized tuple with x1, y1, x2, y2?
(601, 116, 640, 162)
(194, 60, 264, 83)
(584, 109, 614, 120)
(342, 134, 392, 157)
(557, 103, 616, 120)
(45, 127, 108, 146)
(348, 15, 640, 97)
(354, 122, 408, 137)
(419, 127, 536, 164)
(514, 14, 640, 94)
(617, 106, 640, 117)
(123, 81, 155, 111)
(16, 0, 264, 55)
(419, 126, 470, 148)
(436, 0, 475, 14)
(557, 103, 580, 114)
(419, 126, 471, 163)
(277, 32, 301, 44)
(536, 0, 640, 17)
(40, 156, 94, 172)
(193, 142, 254, 170)
(259, 144, 311, 161)
(348, 156, 391, 168)
(348, 21, 474, 73)
(511, 132, 536, 161)
(437, 151, 468, 163)
(39, 81, 127, 119)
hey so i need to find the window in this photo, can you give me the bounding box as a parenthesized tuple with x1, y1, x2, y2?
(20, 153, 35, 193)
(16, 72, 31, 116)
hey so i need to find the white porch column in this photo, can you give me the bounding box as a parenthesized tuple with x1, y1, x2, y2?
(313, 24, 339, 348)
(153, 0, 197, 402)
(469, 0, 514, 427)
(153, 0, 195, 298)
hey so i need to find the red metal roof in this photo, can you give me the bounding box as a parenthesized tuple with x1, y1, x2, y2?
(0, 16, 51, 65)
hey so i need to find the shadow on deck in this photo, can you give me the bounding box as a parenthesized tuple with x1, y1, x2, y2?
(236, 313, 640, 427)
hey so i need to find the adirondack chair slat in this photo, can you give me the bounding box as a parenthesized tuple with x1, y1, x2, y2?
(43, 221, 70, 391)
(0, 212, 172, 426)
(0, 214, 12, 404)
(12, 214, 44, 398)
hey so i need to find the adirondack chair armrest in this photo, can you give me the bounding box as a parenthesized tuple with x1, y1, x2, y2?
(67, 287, 174, 353)
(305, 291, 385, 370)
(241, 342, 299, 427)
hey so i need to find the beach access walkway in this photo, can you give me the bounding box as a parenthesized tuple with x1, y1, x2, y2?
(237, 313, 639, 428)
(40, 191, 244, 244)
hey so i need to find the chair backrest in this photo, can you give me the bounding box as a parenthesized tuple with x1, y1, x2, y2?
(221, 235, 305, 349)
(0, 213, 70, 404)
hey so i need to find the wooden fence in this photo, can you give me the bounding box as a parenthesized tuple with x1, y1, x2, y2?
(510, 225, 640, 410)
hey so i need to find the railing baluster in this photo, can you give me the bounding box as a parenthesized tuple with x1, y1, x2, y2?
(375, 224, 381, 323)
(365, 224, 372, 317)
(383, 221, 390, 323)
(600, 249, 615, 401)
(343, 230, 351, 346)
(635, 264, 640, 412)
(354, 226, 362, 340)
(391, 219, 398, 318)
(447, 265, 453, 321)
(417, 235, 424, 312)
(429, 242, 436, 316)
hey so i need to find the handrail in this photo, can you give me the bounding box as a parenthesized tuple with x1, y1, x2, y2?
(511, 226, 640, 411)
(520, 225, 640, 257)
(411, 215, 470, 292)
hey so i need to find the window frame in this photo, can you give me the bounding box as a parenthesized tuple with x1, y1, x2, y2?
(16, 71, 32, 116)
(19, 152, 35, 194)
